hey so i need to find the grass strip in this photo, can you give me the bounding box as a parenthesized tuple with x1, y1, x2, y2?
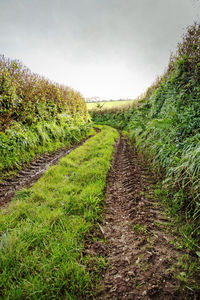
(0, 125, 119, 299)
(0, 117, 92, 181)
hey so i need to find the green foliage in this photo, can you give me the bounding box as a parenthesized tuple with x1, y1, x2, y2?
(0, 114, 92, 177)
(91, 23, 200, 243)
(0, 55, 91, 177)
(90, 107, 136, 129)
(0, 55, 88, 131)
(0, 125, 119, 299)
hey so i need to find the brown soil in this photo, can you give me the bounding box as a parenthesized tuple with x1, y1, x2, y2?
(86, 134, 199, 299)
(0, 130, 99, 208)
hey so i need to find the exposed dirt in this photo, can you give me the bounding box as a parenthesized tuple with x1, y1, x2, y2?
(86, 134, 199, 299)
(0, 130, 99, 208)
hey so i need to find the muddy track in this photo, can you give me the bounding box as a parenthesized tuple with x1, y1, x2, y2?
(0, 130, 99, 208)
(86, 134, 199, 299)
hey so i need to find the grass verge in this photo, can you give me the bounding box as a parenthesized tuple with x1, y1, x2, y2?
(0, 116, 92, 181)
(0, 125, 119, 299)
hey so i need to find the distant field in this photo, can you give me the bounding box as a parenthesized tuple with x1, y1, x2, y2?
(86, 100, 133, 110)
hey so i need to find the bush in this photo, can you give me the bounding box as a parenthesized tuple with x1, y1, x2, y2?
(0, 56, 88, 131)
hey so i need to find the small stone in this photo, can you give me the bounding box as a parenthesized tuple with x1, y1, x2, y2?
(127, 271, 135, 276)
(142, 290, 147, 296)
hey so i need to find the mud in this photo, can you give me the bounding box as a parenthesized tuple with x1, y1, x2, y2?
(86, 134, 199, 299)
(0, 130, 99, 208)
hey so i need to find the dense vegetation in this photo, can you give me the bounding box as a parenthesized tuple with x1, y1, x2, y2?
(92, 23, 200, 245)
(0, 56, 90, 177)
(0, 55, 88, 129)
(0, 125, 119, 299)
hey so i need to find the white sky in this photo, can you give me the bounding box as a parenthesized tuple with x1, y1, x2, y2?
(0, 0, 200, 100)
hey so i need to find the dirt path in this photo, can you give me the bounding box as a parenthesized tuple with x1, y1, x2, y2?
(0, 130, 99, 208)
(87, 134, 199, 299)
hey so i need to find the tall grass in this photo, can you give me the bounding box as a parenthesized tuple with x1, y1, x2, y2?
(91, 23, 200, 244)
(0, 114, 92, 177)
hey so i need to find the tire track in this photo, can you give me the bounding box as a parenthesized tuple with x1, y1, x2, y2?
(87, 134, 199, 299)
(0, 130, 99, 208)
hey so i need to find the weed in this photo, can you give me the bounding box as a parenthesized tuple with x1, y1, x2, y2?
(132, 224, 147, 234)
(169, 238, 184, 250)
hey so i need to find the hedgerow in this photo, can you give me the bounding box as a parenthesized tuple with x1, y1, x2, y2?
(91, 23, 200, 244)
(0, 55, 88, 131)
(0, 115, 91, 176)
(0, 56, 91, 177)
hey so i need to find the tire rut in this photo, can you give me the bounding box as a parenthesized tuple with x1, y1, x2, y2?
(0, 130, 99, 208)
(90, 134, 199, 299)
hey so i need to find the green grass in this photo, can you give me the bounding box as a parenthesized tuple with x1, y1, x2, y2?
(0, 115, 91, 181)
(132, 224, 148, 234)
(0, 125, 119, 299)
(90, 26, 200, 232)
(87, 100, 133, 110)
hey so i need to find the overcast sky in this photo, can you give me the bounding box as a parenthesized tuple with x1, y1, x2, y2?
(0, 0, 200, 100)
